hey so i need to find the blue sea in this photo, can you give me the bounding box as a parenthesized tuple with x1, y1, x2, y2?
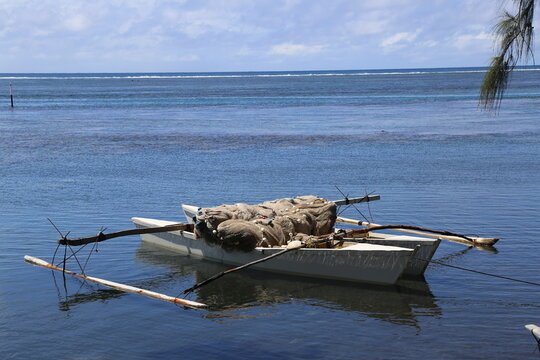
(1, 68, 539, 359)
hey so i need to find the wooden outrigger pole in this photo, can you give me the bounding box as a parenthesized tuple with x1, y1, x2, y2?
(57, 223, 190, 246)
(332, 194, 380, 206)
(24, 255, 207, 309)
(336, 217, 499, 246)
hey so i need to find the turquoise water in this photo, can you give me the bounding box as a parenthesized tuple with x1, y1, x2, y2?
(1, 68, 540, 359)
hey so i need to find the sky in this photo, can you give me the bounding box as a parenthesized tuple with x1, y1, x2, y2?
(1, 0, 539, 73)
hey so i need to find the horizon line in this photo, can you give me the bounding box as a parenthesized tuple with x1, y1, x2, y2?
(1, 65, 539, 76)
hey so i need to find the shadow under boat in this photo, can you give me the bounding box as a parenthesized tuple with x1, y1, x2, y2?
(132, 242, 442, 326)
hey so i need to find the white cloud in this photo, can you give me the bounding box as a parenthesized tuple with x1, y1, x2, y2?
(381, 30, 420, 50)
(453, 32, 493, 51)
(162, 7, 262, 38)
(164, 54, 200, 62)
(63, 14, 90, 32)
(32, 29, 53, 37)
(269, 43, 325, 56)
(0, 0, 519, 72)
(346, 19, 387, 36)
(280, 0, 301, 11)
(236, 47, 255, 56)
(420, 40, 438, 48)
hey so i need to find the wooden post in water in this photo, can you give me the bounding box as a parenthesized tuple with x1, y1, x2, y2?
(9, 82, 14, 108)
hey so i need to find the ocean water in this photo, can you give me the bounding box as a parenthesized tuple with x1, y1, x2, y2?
(1, 68, 539, 359)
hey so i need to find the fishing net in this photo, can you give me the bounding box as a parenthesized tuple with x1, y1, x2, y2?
(194, 196, 337, 252)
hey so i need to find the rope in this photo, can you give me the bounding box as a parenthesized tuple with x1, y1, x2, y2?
(528, 327, 540, 345)
(51, 242, 61, 265)
(82, 239, 99, 273)
(421, 257, 540, 287)
(55, 243, 87, 267)
(365, 189, 374, 223)
(67, 244, 86, 275)
(335, 186, 370, 223)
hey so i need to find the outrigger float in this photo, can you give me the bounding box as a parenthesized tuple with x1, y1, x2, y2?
(25, 194, 498, 308)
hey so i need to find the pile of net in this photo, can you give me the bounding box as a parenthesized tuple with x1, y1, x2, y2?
(194, 196, 337, 252)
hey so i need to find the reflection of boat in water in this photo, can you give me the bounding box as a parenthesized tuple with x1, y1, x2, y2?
(54, 242, 441, 326)
(57, 288, 124, 312)
(131, 242, 441, 326)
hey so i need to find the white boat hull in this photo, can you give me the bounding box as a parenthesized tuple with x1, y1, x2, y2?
(132, 217, 415, 285)
(525, 324, 540, 344)
(347, 234, 440, 276)
(181, 204, 440, 277)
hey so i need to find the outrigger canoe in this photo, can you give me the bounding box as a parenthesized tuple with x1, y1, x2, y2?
(132, 217, 416, 285)
(130, 202, 441, 285)
(23, 195, 497, 308)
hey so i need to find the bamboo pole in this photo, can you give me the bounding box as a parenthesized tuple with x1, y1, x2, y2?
(183, 236, 337, 294)
(57, 223, 190, 246)
(24, 255, 207, 309)
(184, 245, 300, 294)
(336, 217, 499, 246)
